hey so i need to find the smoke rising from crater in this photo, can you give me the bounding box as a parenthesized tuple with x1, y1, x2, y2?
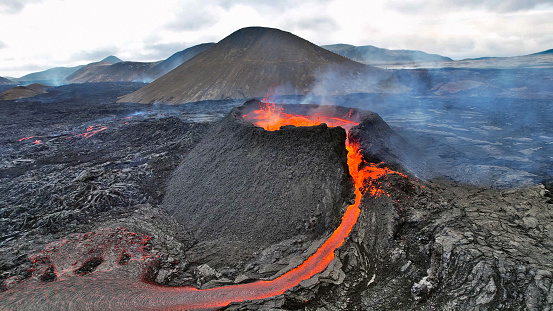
(268, 65, 553, 187)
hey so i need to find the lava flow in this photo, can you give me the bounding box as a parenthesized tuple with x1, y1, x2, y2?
(1, 101, 405, 311)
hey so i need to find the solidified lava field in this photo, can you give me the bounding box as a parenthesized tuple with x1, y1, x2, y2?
(1, 83, 553, 310)
(0, 83, 238, 289)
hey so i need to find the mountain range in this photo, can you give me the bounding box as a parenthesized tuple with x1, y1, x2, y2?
(12, 45, 213, 85)
(322, 44, 453, 65)
(117, 27, 401, 105)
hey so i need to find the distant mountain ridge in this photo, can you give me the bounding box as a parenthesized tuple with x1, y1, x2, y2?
(530, 49, 553, 55)
(147, 43, 214, 79)
(15, 66, 83, 85)
(65, 60, 157, 83)
(322, 44, 452, 65)
(0, 76, 17, 85)
(11, 45, 211, 85)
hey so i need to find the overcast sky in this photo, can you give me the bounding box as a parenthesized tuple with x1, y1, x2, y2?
(1, 0, 552, 77)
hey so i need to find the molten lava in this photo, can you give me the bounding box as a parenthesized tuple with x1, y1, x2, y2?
(243, 101, 360, 132)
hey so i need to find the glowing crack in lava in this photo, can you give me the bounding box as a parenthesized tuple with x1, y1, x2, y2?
(68, 125, 108, 139)
(1, 103, 405, 310)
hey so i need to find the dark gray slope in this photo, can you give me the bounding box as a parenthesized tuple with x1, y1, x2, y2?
(162, 100, 353, 249)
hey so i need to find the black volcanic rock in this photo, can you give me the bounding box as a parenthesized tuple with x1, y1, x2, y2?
(162, 100, 353, 260)
(118, 27, 395, 105)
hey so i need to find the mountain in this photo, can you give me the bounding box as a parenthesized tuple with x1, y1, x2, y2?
(101, 55, 123, 63)
(118, 27, 398, 105)
(0, 83, 50, 100)
(0, 76, 17, 85)
(322, 44, 452, 65)
(13, 56, 122, 85)
(15, 66, 83, 85)
(147, 43, 215, 80)
(66, 61, 159, 83)
(64, 61, 115, 83)
(426, 49, 553, 69)
(64, 44, 213, 84)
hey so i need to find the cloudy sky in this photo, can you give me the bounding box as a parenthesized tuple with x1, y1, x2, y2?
(1, 0, 552, 77)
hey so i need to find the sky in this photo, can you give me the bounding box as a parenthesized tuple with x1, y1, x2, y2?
(1, 0, 552, 78)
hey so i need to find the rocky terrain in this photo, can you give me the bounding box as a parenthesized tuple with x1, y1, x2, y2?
(0, 82, 552, 310)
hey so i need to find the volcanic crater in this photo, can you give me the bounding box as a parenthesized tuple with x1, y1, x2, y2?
(162, 99, 406, 268)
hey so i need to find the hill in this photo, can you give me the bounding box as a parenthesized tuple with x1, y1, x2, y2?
(147, 43, 214, 80)
(64, 61, 114, 83)
(15, 66, 83, 85)
(0, 76, 17, 85)
(67, 61, 159, 83)
(118, 27, 397, 105)
(0, 83, 50, 100)
(322, 44, 452, 65)
(65, 44, 212, 83)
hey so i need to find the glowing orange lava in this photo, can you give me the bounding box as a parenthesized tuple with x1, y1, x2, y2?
(243, 101, 360, 132)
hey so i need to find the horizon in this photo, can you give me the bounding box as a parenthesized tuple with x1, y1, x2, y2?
(1, 0, 553, 78)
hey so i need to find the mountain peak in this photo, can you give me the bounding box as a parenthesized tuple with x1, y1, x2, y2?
(101, 55, 123, 63)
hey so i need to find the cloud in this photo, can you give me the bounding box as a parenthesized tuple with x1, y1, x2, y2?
(1, 63, 53, 76)
(143, 42, 191, 60)
(386, 0, 553, 13)
(282, 16, 337, 34)
(217, 0, 299, 10)
(165, 2, 219, 32)
(0, 0, 44, 14)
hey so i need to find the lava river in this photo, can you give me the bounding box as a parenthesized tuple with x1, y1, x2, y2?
(0, 102, 404, 311)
